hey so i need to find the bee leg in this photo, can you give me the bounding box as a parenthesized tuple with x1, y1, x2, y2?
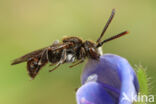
(69, 47, 86, 68)
(70, 54, 76, 63)
(49, 49, 67, 72)
(37, 48, 48, 68)
(49, 63, 55, 66)
(69, 59, 84, 68)
(49, 62, 61, 72)
(74, 87, 79, 92)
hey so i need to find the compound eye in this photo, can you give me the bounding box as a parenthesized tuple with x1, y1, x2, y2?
(89, 48, 100, 60)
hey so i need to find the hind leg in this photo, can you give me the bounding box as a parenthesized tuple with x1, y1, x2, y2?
(49, 49, 67, 72)
(69, 59, 84, 68)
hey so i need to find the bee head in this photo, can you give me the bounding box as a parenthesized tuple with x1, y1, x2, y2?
(83, 41, 101, 60)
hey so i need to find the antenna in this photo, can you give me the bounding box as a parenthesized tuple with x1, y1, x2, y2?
(96, 31, 128, 48)
(96, 9, 115, 43)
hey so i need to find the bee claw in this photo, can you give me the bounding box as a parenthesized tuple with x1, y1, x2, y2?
(75, 88, 79, 92)
(49, 70, 52, 72)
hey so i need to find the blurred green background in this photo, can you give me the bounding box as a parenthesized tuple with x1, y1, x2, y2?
(0, 0, 155, 104)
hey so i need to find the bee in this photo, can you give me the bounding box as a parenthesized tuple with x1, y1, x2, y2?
(11, 9, 128, 79)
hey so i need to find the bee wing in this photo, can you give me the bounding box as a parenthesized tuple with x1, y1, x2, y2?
(27, 55, 47, 79)
(11, 47, 46, 65)
(27, 43, 71, 79)
(49, 43, 69, 50)
(11, 42, 72, 65)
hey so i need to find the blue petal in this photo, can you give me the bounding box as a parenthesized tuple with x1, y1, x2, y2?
(76, 54, 139, 104)
(76, 82, 115, 104)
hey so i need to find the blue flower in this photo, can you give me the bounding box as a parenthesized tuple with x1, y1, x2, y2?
(76, 54, 139, 104)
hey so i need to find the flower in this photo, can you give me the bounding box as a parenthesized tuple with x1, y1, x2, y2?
(76, 54, 139, 104)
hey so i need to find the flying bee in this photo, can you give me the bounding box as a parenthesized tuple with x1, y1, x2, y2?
(11, 9, 128, 79)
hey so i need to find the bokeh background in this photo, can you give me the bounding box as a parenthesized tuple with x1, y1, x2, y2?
(0, 0, 155, 104)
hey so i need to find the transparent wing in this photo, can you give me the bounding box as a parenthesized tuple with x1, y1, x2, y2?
(11, 47, 46, 65)
(11, 42, 72, 65)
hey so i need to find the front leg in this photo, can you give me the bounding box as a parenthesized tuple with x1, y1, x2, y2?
(69, 47, 86, 68)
